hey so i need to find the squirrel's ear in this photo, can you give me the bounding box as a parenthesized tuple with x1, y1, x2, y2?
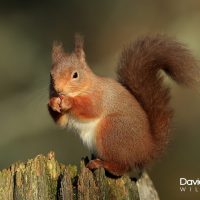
(52, 41, 66, 65)
(74, 34, 85, 62)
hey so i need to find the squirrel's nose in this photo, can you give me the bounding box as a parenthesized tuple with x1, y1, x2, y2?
(56, 89, 64, 95)
(57, 90, 65, 99)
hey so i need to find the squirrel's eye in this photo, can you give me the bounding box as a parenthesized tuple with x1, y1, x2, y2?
(72, 72, 78, 79)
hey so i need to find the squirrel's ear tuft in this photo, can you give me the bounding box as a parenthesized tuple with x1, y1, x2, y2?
(52, 41, 66, 65)
(74, 33, 85, 62)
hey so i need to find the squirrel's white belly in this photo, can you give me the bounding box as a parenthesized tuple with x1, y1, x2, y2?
(68, 116, 101, 152)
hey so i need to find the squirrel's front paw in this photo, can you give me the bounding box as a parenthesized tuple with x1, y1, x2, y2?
(48, 97, 61, 112)
(60, 96, 72, 112)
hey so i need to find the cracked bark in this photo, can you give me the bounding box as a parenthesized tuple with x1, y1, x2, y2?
(0, 152, 159, 200)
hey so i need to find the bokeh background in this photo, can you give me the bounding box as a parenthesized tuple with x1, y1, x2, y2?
(0, 0, 200, 199)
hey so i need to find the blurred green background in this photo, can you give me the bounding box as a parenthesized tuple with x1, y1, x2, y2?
(0, 0, 200, 199)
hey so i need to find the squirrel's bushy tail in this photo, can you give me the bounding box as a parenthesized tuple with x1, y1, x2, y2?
(117, 34, 200, 155)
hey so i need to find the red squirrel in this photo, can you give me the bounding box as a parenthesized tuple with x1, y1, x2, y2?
(48, 34, 200, 176)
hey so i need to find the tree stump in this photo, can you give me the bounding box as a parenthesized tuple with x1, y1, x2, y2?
(0, 152, 159, 200)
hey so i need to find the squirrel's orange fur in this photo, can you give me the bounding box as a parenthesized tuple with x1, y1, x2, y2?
(48, 34, 200, 176)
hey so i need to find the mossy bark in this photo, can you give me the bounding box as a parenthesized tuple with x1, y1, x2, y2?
(0, 152, 159, 200)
